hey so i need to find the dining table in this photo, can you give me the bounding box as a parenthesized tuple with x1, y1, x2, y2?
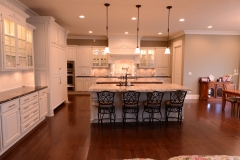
(222, 89, 240, 110)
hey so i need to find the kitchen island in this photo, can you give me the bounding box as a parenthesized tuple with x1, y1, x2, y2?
(89, 83, 191, 123)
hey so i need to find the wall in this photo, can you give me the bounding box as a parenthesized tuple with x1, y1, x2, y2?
(67, 39, 107, 46)
(183, 34, 240, 94)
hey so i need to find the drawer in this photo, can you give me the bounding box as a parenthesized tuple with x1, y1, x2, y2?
(20, 99, 38, 114)
(0, 98, 19, 113)
(20, 106, 39, 124)
(39, 88, 48, 97)
(21, 115, 39, 134)
(20, 92, 38, 105)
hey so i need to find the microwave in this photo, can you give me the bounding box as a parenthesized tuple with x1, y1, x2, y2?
(67, 61, 74, 70)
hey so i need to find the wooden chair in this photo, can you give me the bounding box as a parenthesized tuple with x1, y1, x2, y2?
(223, 84, 240, 110)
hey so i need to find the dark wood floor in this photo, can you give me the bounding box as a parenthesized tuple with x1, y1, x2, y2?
(1, 95, 240, 160)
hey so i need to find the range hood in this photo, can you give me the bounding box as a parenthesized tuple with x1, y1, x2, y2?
(108, 36, 141, 64)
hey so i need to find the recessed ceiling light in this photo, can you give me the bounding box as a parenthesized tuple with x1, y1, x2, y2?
(158, 33, 162, 35)
(79, 15, 85, 18)
(179, 19, 185, 22)
(89, 31, 92, 33)
(125, 32, 128, 34)
(132, 17, 137, 20)
(208, 26, 212, 28)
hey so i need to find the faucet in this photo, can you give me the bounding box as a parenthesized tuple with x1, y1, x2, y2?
(125, 72, 131, 86)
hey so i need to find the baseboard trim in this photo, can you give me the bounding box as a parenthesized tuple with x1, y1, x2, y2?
(186, 94, 199, 99)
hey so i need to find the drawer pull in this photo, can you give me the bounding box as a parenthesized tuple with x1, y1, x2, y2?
(24, 106, 30, 110)
(25, 124, 30, 128)
(34, 118, 38, 121)
(24, 98, 29, 101)
(33, 110, 38, 113)
(32, 102, 38, 105)
(24, 115, 30, 119)
(9, 104, 15, 108)
(33, 95, 38, 98)
(42, 92, 46, 94)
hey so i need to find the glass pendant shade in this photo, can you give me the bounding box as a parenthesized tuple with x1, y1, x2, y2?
(164, 47, 170, 54)
(104, 47, 110, 54)
(135, 47, 140, 54)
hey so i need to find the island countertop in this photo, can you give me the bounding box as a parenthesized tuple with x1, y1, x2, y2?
(89, 83, 191, 92)
(95, 77, 164, 83)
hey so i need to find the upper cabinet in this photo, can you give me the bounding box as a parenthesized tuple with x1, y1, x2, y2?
(67, 45, 77, 61)
(0, 1, 35, 71)
(139, 48, 155, 68)
(92, 47, 108, 67)
(155, 48, 170, 76)
(50, 24, 65, 47)
(76, 46, 92, 76)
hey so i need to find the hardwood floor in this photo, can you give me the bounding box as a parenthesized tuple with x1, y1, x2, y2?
(1, 95, 240, 160)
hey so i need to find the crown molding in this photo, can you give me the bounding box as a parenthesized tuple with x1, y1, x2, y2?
(141, 36, 167, 41)
(169, 31, 185, 40)
(0, 0, 29, 18)
(184, 30, 240, 35)
(15, 0, 38, 16)
(26, 23, 36, 30)
(67, 35, 107, 40)
(27, 16, 55, 22)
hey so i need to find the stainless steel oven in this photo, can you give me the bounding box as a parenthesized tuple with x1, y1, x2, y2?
(67, 61, 75, 91)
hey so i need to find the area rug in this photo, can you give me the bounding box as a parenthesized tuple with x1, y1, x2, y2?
(168, 155, 240, 160)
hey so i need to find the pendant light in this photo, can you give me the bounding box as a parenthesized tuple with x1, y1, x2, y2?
(165, 6, 172, 54)
(104, 3, 110, 54)
(135, 5, 141, 54)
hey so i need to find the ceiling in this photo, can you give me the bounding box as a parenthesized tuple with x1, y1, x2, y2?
(18, 0, 240, 39)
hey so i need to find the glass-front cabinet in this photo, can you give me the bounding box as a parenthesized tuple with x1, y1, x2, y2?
(2, 17, 34, 70)
(92, 48, 108, 67)
(139, 49, 155, 68)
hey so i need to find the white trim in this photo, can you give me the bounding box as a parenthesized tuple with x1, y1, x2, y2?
(0, 0, 29, 18)
(15, 0, 39, 16)
(184, 30, 240, 35)
(141, 36, 167, 41)
(67, 36, 107, 40)
(169, 31, 185, 40)
(186, 94, 199, 99)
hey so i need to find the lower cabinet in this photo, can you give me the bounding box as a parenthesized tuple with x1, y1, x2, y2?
(75, 77, 93, 91)
(0, 87, 48, 154)
(1, 108, 21, 148)
(39, 94, 48, 120)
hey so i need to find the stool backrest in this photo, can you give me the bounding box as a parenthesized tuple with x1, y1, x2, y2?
(97, 91, 115, 106)
(122, 91, 140, 106)
(147, 91, 164, 106)
(170, 90, 187, 105)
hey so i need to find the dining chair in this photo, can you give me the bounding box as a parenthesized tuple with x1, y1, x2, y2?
(97, 91, 116, 126)
(122, 91, 141, 124)
(165, 90, 187, 128)
(142, 91, 164, 127)
(223, 83, 240, 110)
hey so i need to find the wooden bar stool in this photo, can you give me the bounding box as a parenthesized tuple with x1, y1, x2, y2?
(97, 91, 116, 126)
(142, 91, 164, 126)
(122, 91, 140, 124)
(165, 90, 187, 128)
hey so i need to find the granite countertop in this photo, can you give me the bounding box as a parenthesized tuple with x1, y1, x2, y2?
(0, 86, 48, 104)
(89, 83, 191, 92)
(77, 76, 171, 78)
(96, 78, 164, 83)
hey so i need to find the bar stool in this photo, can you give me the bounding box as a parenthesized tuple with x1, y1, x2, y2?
(122, 91, 140, 124)
(97, 91, 115, 125)
(165, 90, 187, 128)
(142, 91, 164, 126)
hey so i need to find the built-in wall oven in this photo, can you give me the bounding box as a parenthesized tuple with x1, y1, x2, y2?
(67, 61, 75, 91)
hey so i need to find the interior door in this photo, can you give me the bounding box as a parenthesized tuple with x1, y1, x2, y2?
(172, 40, 183, 85)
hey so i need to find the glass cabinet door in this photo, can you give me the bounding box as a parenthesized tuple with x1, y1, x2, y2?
(4, 18, 16, 68)
(26, 29, 33, 67)
(92, 50, 99, 66)
(100, 50, 107, 67)
(17, 24, 27, 67)
(140, 49, 154, 67)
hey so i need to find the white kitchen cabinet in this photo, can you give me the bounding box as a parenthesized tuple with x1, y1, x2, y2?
(0, 9, 35, 70)
(75, 77, 91, 91)
(139, 48, 155, 68)
(27, 16, 68, 116)
(155, 48, 170, 68)
(76, 47, 92, 76)
(1, 108, 21, 148)
(39, 94, 47, 119)
(67, 45, 77, 61)
(155, 48, 170, 76)
(92, 47, 108, 67)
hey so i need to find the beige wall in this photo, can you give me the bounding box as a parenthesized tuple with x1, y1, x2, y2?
(183, 35, 240, 94)
(67, 39, 107, 46)
(141, 41, 167, 47)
